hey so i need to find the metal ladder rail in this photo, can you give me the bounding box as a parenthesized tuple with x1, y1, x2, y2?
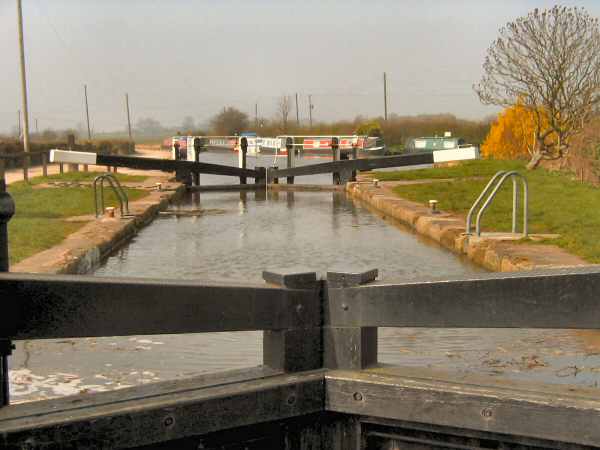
(93, 174, 130, 218)
(465, 171, 508, 235)
(475, 171, 528, 237)
(104, 175, 130, 215)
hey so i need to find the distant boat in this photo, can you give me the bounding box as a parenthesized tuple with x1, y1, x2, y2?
(405, 132, 479, 159)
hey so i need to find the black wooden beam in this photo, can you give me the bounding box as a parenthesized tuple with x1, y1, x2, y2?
(0, 369, 325, 449)
(271, 153, 433, 178)
(0, 273, 319, 339)
(326, 368, 600, 447)
(96, 154, 258, 178)
(326, 267, 600, 329)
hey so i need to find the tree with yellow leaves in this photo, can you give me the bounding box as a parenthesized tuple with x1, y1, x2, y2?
(481, 104, 539, 160)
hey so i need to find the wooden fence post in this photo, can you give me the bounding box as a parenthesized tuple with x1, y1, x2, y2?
(324, 268, 379, 370)
(262, 268, 322, 372)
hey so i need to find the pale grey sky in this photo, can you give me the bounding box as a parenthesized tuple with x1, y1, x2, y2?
(1, 0, 599, 133)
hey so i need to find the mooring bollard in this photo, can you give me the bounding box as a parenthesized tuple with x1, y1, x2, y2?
(286, 137, 295, 184)
(429, 199, 439, 214)
(0, 178, 15, 407)
(239, 137, 248, 185)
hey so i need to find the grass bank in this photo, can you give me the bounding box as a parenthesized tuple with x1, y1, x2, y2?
(375, 160, 600, 263)
(7, 172, 148, 264)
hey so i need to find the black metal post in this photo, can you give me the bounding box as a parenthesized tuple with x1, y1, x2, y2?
(286, 137, 294, 184)
(239, 137, 248, 185)
(0, 178, 15, 407)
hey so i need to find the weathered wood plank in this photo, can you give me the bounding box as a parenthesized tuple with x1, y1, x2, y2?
(325, 368, 600, 447)
(0, 370, 325, 449)
(0, 273, 320, 339)
(327, 267, 600, 329)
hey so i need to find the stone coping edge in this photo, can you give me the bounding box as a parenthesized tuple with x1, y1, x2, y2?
(11, 179, 187, 274)
(346, 181, 588, 272)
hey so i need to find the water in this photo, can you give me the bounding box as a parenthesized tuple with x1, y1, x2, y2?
(10, 151, 600, 402)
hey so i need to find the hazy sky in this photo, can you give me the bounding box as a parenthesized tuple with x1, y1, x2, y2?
(1, 0, 599, 133)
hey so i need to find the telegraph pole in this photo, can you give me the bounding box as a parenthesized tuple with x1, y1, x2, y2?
(125, 93, 133, 145)
(35, 118, 38, 134)
(17, 0, 31, 160)
(308, 95, 313, 128)
(17, 110, 21, 139)
(255, 102, 258, 128)
(295, 93, 299, 126)
(383, 72, 388, 121)
(84, 84, 92, 140)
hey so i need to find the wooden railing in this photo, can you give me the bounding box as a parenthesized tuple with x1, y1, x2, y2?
(1, 267, 600, 449)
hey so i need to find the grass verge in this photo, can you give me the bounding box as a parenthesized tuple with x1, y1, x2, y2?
(385, 160, 600, 263)
(7, 172, 149, 264)
(372, 159, 524, 181)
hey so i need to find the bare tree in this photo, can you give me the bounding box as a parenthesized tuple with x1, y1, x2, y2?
(474, 6, 600, 169)
(277, 95, 291, 132)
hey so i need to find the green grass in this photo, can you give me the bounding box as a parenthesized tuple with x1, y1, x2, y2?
(371, 159, 525, 181)
(389, 160, 600, 263)
(7, 173, 149, 264)
(28, 171, 147, 185)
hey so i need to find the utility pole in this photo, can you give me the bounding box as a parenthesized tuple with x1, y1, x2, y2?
(17, 110, 21, 139)
(308, 95, 313, 128)
(255, 102, 258, 128)
(383, 72, 388, 121)
(84, 84, 92, 140)
(295, 93, 299, 126)
(17, 0, 31, 163)
(125, 93, 133, 146)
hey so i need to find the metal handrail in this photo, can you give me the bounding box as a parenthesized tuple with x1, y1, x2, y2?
(474, 171, 528, 237)
(465, 170, 508, 235)
(93, 174, 129, 218)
